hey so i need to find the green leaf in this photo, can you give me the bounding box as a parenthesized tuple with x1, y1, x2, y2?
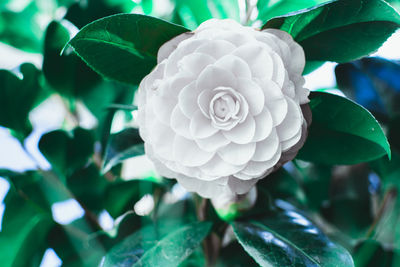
(0, 63, 42, 138)
(102, 128, 144, 173)
(0, 2, 43, 52)
(257, 0, 331, 23)
(43, 20, 101, 98)
(67, 163, 109, 212)
(104, 179, 161, 218)
(38, 127, 95, 176)
(4, 171, 71, 214)
(102, 221, 212, 267)
(0, 186, 54, 267)
(68, 14, 190, 85)
(257, 168, 306, 205)
(216, 242, 258, 267)
(232, 200, 354, 267)
(48, 222, 106, 267)
(263, 0, 400, 63)
(353, 239, 400, 267)
(172, 0, 240, 29)
(297, 91, 391, 165)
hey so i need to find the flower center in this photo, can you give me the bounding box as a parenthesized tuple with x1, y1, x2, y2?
(213, 94, 236, 119)
(208, 87, 248, 130)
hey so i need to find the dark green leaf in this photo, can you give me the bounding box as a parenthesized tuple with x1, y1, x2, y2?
(0, 2, 43, 52)
(264, 0, 400, 63)
(257, 0, 331, 23)
(102, 221, 212, 267)
(4, 171, 71, 214)
(48, 222, 106, 267)
(0, 186, 54, 266)
(64, 0, 135, 29)
(39, 127, 95, 176)
(353, 239, 400, 267)
(43, 20, 101, 98)
(67, 163, 109, 212)
(216, 242, 258, 267)
(103, 128, 144, 173)
(172, 0, 239, 29)
(68, 14, 190, 85)
(232, 200, 354, 267)
(104, 179, 161, 218)
(297, 92, 391, 165)
(0, 63, 41, 138)
(257, 167, 306, 204)
(320, 164, 375, 238)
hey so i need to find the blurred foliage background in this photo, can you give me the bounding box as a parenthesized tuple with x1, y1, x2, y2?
(1, 0, 400, 266)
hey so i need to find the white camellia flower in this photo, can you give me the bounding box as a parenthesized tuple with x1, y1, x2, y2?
(137, 19, 311, 199)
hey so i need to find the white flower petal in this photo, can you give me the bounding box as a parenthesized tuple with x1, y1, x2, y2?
(276, 97, 302, 141)
(195, 39, 236, 59)
(178, 53, 215, 76)
(232, 43, 274, 79)
(281, 127, 302, 151)
(227, 177, 259, 195)
(217, 142, 256, 165)
(158, 32, 193, 63)
(222, 115, 256, 144)
(236, 78, 265, 115)
(257, 79, 288, 126)
(165, 39, 206, 76)
(173, 135, 215, 167)
(153, 95, 175, 125)
(263, 28, 305, 75)
(240, 146, 281, 177)
(190, 109, 219, 139)
(270, 52, 286, 87)
(170, 106, 192, 139)
(253, 129, 280, 162)
(175, 175, 230, 198)
(252, 108, 273, 142)
(196, 65, 237, 91)
(178, 81, 200, 117)
(197, 89, 213, 118)
(195, 131, 230, 152)
(214, 55, 252, 79)
(148, 122, 175, 160)
(163, 72, 194, 97)
(201, 155, 246, 177)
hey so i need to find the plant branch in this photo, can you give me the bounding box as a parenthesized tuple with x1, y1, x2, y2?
(366, 188, 398, 238)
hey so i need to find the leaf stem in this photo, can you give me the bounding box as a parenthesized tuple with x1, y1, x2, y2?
(366, 187, 398, 238)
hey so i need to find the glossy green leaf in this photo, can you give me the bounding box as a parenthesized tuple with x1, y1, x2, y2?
(257, 167, 305, 204)
(0, 2, 43, 52)
(104, 179, 161, 218)
(232, 200, 354, 267)
(297, 92, 391, 165)
(68, 14, 189, 85)
(172, 0, 239, 29)
(263, 0, 400, 63)
(39, 127, 95, 176)
(43, 20, 100, 98)
(353, 239, 400, 267)
(48, 222, 106, 267)
(0, 63, 41, 138)
(3, 171, 71, 214)
(103, 128, 144, 173)
(257, 0, 330, 23)
(0, 186, 54, 267)
(216, 242, 258, 267)
(67, 163, 109, 212)
(102, 221, 212, 267)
